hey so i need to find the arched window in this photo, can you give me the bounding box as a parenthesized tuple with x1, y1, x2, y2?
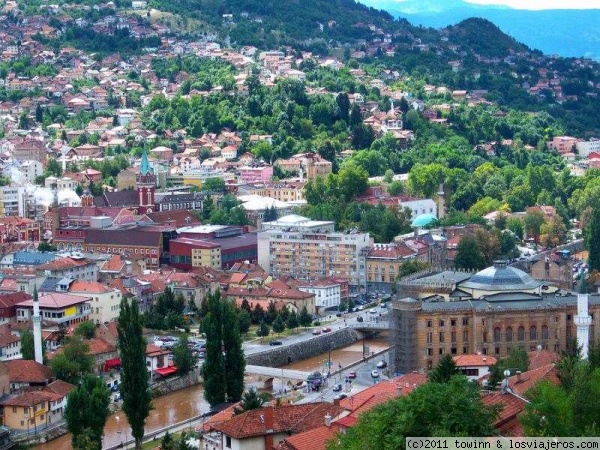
(506, 327, 513, 342)
(530, 326, 537, 341)
(542, 325, 549, 340)
(494, 327, 501, 343)
(518, 326, 525, 341)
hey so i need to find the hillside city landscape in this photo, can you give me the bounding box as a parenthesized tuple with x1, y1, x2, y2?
(0, 0, 597, 449)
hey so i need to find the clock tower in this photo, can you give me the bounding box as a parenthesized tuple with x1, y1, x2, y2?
(136, 151, 156, 214)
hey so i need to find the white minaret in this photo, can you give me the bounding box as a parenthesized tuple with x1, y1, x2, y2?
(575, 279, 592, 360)
(32, 287, 44, 364)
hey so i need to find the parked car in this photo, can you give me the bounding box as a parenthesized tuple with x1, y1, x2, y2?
(371, 370, 380, 378)
(269, 340, 283, 346)
(322, 327, 332, 333)
(356, 316, 364, 322)
(347, 371, 357, 379)
(332, 383, 342, 392)
(376, 360, 388, 369)
(334, 393, 348, 400)
(312, 329, 321, 335)
(336, 312, 343, 317)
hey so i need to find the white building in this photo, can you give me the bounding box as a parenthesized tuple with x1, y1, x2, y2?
(67, 280, 123, 324)
(45, 176, 79, 191)
(399, 198, 437, 219)
(258, 215, 372, 292)
(0, 186, 26, 217)
(576, 138, 600, 158)
(298, 279, 341, 313)
(20, 160, 43, 184)
(453, 354, 496, 382)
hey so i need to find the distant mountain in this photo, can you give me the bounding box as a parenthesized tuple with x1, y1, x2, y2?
(359, 0, 600, 60)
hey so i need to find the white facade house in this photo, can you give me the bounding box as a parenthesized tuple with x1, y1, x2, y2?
(399, 198, 437, 219)
(20, 160, 43, 184)
(298, 279, 341, 313)
(576, 138, 600, 158)
(67, 280, 123, 324)
(453, 355, 497, 382)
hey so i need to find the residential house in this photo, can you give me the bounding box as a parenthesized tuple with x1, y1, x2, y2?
(453, 354, 497, 381)
(16, 292, 91, 326)
(36, 257, 98, 281)
(5, 360, 53, 393)
(67, 280, 123, 324)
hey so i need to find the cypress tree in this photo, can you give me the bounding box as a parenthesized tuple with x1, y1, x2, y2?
(202, 291, 227, 406)
(117, 300, 152, 450)
(223, 301, 245, 402)
(587, 207, 600, 272)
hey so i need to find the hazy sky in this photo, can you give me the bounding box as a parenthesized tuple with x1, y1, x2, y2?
(463, 0, 598, 9)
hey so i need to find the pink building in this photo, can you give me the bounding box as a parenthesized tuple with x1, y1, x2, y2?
(239, 165, 273, 184)
(547, 136, 579, 154)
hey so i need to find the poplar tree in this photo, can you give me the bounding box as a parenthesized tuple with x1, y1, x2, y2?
(202, 290, 227, 406)
(223, 300, 245, 402)
(587, 207, 600, 272)
(117, 299, 152, 450)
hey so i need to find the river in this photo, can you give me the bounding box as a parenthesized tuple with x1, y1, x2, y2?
(35, 335, 389, 450)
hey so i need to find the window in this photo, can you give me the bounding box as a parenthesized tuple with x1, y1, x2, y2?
(426, 348, 432, 356)
(451, 331, 457, 343)
(463, 347, 468, 354)
(426, 332, 433, 344)
(495, 347, 500, 355)
(439, 320, 445, 327)
(494, 327, 501, 343)
(506, 327, 513, 342)
(530, 326, 537, 341)
(542, 325, 549, 340)
(439, 348, 445, 355)
(439, 332, 444, 343)
(426, 320, 432, 328)
(226, 437, 232, 448)
(451, 319, 456, 327)
(518, 326, 525, 341)
(463, 330, 469, 342)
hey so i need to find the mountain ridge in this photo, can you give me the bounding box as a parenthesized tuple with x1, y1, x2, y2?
(358, 0, 600, 60)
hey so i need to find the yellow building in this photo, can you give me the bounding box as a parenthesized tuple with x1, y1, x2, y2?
(1, 391, 50, 432)
(192, 246, 222, 269)
(366, 243, 417, 294)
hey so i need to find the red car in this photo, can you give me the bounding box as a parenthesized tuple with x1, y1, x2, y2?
(347, 371, 357, 379)
(322, 327, 332, 333)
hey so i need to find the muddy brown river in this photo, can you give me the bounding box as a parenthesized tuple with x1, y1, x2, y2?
(35, 336, 388, 449)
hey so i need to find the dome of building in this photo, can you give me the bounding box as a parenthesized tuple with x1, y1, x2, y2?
(460, 261, 543, 292)
(411, 213, 437, 228)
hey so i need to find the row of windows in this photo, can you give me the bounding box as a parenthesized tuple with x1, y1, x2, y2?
(427, 331, 468, 344)
(426, 318, 469, 328)
(486, 325, 550, 343)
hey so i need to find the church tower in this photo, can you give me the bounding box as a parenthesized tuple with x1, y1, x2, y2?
(136, 151, 156, 214)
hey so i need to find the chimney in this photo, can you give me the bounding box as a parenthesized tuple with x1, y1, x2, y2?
(324, 413, 332, 427)
(396, 384, 402, 397)
(482, 356, 487, 362)
(263, 406, 274, 432)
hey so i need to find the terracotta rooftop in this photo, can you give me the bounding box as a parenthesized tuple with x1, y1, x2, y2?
(211, 403, 344, 439)
(69, 280, 115, 294)
(275, 424, 338, 450)
(100, 254, 126, 273)
(36, 257, 89, 271)
(528, 349, 559, 370)
(507, 363, 559, 397)
(1, 390, 54, 407)
(453, 354, 497, 367)
(85, 337, 116, 355)
(6, 360, 53, 383)
(43, 379, 74, 398)
(18, 292, 90, 309)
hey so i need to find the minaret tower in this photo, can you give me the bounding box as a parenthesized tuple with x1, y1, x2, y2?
(136, 151, 156, 214)
(32, 287, 43, 364)
(575, 276, 592, 359)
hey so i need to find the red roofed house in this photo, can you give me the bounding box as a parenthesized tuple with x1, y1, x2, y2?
(210, 402, 344, 450)
(0, 292, 32, 324)
(5, 360, 53, 392)
(146, 344, 175, 380)
(453, 354, 497, 381)
(35, 256, 98, 281)
(16, 292, 91, 326)
(67, 279, 123, 324)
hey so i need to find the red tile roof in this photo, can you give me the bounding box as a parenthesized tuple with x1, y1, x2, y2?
(36, 257, 89, 271)
(528, 349, 559, 370)
(1, 390, 53, 407)
(6, 360, 53, 383)
(211, 403, 344, 439)
(43, 379, 74, 398)
(275, 424, 338, 450)
(100, 254, 126, 273)
(453, 354, 497, 367)
(69, 280, 115, 294)
(85, 337, 117, 355)
(507, 363, 559, 397)
(18, 292, 90, 309)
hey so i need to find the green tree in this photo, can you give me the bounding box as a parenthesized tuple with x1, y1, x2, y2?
(327, 377, 497, 450)
(20, 329, 34, 360)
(50, 337, 94, 384)
(428, 354, 459, 383)
(222, 300, 245, 402)
(75, 321, 96, 339)
(173, 334, 197, 375)
(64, 374, 111, 450)
(237, 388, 270, 413)
(587, 208, 600, 272)
(272, 314, 285, 334)
(238, 308, 251, 334)
(265, 301, 277, 325)
(203, 291, 226, 406)
(256, 320, 270, 342)
(298, 305, 312, 328)
(117, 299, 152, 450)
(202, 177, 226, 193)
(37, 241, 57, 252)
(454, 235, 486, 270)
(35, 104, 43, 123)
(286, 310, 300, 332)
(488, 347, 530, 389)
(524, 210, 546, 244)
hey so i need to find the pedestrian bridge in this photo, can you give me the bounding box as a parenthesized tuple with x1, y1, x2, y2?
(245, 365, 311, 381)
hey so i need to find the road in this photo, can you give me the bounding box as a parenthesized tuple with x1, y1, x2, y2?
(243, 306, 390, 356)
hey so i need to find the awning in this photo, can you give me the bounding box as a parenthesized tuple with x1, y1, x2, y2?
(104, 358, 121, 371)
(154, 366, 178, 376)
